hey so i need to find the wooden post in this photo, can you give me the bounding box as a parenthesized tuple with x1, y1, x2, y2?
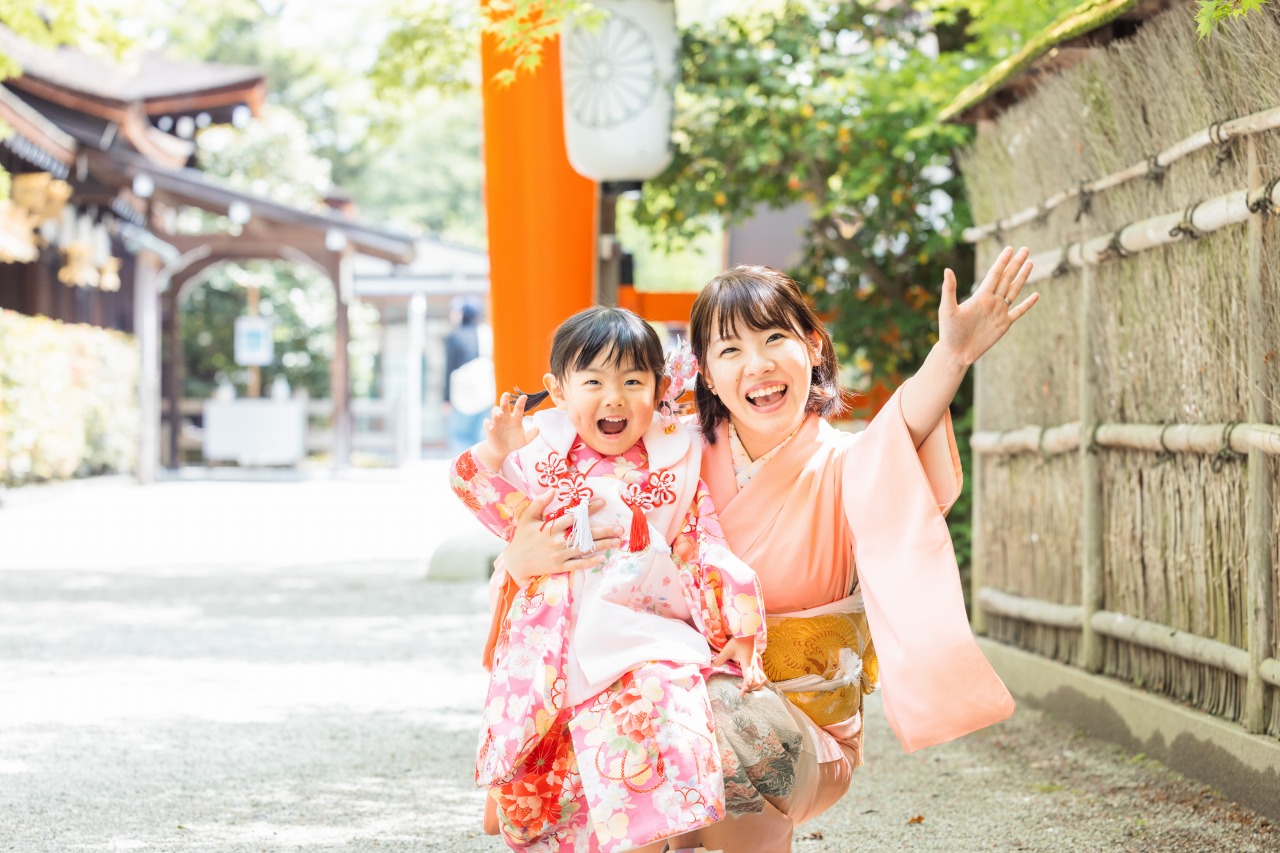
(329, 255, 351, 467)
(970, 119, 996, 637)
(971, 362, 987, 635)
(1244, 136, 1274, 733)
(481, 21, 596, 398)
(245, 284, 261, 399)
(404, 292, 427, 463)
(969, 239, 989, 635)
(1079, 261, 1104, 673)
(163, 288, 182, 469)
(597, 185, 620, 307)
(134, 249, 161, 485)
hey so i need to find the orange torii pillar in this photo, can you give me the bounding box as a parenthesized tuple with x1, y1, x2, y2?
(481, 31, 597, 397)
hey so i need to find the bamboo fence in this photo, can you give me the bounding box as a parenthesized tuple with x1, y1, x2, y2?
(959, 5, 1280, 737)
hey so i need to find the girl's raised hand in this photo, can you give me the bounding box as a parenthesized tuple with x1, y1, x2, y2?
(937, 245, 1039, 366)
(476, 393, 540, 471)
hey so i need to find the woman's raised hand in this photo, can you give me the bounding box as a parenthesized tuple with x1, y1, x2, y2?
(938, 246, 1039, 366)
(503, 490, 625, 586)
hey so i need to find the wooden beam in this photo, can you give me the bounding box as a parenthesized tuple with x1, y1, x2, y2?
(1080, 260, 1104, 673)
(1244, 137, 1275, 733)
(134, 250, 162, 484)
(1091, 610, 1250, 677)
(320, 252, 351, 467)
(163, 288, 182, 469)
(481, 26, 595, 402)
(141, 78, 267, 117)
(978, 587, 1084, 629)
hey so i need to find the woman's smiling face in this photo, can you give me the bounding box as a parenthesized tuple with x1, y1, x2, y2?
(702, 320, 819, 459)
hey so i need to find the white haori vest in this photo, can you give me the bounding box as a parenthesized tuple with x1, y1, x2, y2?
(502, 408, 708, 704)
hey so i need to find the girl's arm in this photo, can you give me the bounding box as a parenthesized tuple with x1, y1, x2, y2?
(901, 246, 1038, 447)
(672, 481, 767, 690)
(448, 448, 531, 542)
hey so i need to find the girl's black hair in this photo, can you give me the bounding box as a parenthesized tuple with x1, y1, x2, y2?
(518, 306, 666, 410)
(689, 265, 851, 442)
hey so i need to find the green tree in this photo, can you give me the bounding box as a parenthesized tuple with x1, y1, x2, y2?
(1195, 0, 1271, 37)
(634, 0, 1075, 385)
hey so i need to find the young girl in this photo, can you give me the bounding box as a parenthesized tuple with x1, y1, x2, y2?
(449, 307, 769, 853)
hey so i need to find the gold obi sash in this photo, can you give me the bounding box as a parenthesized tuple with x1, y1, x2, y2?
(761, 594, 878, 727)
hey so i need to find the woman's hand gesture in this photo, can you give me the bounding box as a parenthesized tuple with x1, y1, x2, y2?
(938, 245, 1039, 367)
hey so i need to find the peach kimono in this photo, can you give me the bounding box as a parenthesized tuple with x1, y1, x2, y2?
(699, 384, 1015, 823)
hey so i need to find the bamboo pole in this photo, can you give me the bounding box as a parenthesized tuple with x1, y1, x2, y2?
(1019, 181, 1280, 287)
(972, 358, 988, 636)
(972, 421, 1280, 457)
(963, 105, 1280, 243)
(970, 422, 1081, 456)
(1090, 611, 1251, 677)
(977, 586, 1084, 629)
(1262, 658, 1280, 689)
(1080, 260, 1104, 673)
(977, 586, 1280, 685)
(1098, 422, 1280, 455)
(1243, 136, 1275, 734)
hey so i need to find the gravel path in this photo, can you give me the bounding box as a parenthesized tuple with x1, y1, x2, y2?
(0, 466, 1273, 852)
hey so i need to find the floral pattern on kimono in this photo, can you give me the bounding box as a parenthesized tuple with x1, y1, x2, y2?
(450, 416, 766, 853)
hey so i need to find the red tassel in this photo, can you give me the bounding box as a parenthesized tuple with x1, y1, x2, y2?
(627, 501, 650, 551)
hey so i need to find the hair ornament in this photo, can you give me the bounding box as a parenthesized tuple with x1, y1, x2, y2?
(659, 336, 698, 432)
(663, 336, 698, 402)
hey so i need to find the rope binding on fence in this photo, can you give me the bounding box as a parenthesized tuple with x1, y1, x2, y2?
(1248, 175, 1280, 216)
(1155, 423, 1175, 464)
(1075, 184, 1094, 222)
(1146, 153, 1168, 185)
(1169, 200, 1206, 240)
(1212, 421, 1245, 473)
(1053, 242, 1075, 278)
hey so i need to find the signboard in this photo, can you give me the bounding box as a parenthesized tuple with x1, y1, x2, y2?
(234, 316, 274, 366)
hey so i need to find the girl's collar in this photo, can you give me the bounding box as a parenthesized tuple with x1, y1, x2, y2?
(530, 407, 691, 468)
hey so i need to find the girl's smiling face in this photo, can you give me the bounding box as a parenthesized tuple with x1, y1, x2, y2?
(544, 347, 670, 456)
(702, 321, 819, 460)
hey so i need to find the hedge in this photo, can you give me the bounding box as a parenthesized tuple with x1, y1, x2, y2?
(0, 308, 138, 486)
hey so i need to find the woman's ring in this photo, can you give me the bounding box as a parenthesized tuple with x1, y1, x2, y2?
(1001, 296, 1012, 306)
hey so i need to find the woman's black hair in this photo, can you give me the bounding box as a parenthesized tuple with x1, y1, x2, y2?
(518, 306, 666, 410)
(689, 265, 851, 442)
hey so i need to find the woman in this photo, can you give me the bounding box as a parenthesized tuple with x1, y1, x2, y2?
(492, 247, 1038, 851)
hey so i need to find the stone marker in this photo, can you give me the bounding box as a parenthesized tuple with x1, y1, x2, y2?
(428, 528, 504, 581)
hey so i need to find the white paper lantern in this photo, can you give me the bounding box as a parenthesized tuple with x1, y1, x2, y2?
(561, 0, 678, 181)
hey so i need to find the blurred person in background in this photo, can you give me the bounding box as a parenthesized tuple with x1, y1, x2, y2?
(443, 297, 495, 452)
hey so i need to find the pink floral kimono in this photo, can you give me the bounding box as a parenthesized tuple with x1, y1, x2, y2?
(450, 408, 767, 853)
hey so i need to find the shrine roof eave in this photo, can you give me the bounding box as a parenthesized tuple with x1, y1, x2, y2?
(88, 148, 415, 264)
(0, 86, 76, 169)
(0, 29, 265, 120)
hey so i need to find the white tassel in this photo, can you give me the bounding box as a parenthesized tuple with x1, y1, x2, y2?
(568, 497, 594, 553)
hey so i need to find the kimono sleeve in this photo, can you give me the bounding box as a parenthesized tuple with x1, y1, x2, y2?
(842, 382, 1014, 752)
(672, 480, 767, 654)
(448, 447, 534, 543)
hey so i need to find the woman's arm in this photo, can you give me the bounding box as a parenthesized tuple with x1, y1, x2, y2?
(500, 490, 623, 585)
(901, 246, 1038, 447)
